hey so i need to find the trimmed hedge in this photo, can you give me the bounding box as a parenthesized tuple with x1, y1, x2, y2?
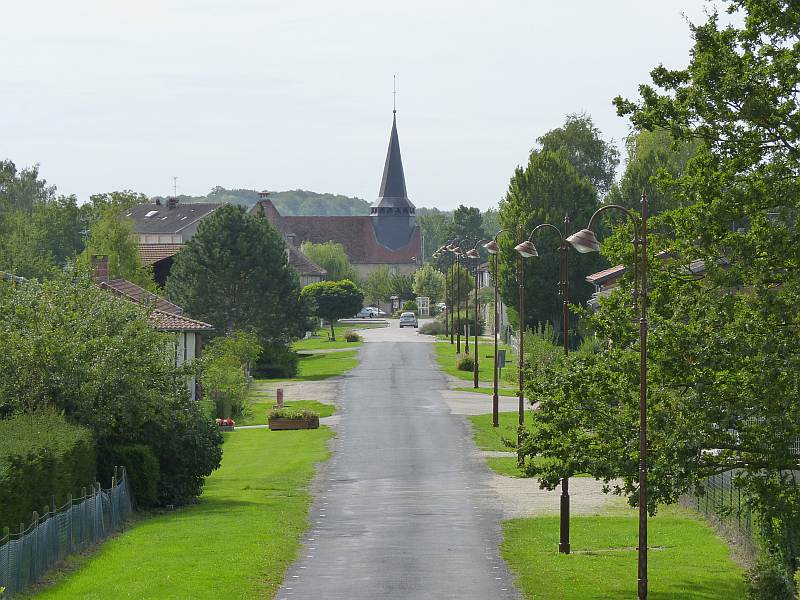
(0, 411, 96, 530)
(97, 444, 160, 508)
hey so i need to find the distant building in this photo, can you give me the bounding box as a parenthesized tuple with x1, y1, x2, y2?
(249, 112, 422, 278)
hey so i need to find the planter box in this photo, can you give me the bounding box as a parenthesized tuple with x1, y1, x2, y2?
(269, 416, 320, 430)
(220, 425, 235, 432)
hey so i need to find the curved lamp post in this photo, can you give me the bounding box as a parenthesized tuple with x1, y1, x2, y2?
(484, 229, 512, 428)
(566, 192, 649, 600)
(445, 241, 459, 344)
(466, 240, 490, 389)
(514, 215, 571, 555)
(447, 242, 464, 353)
(433, 245, 451, 340)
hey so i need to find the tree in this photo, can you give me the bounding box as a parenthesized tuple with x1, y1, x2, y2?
(417, 208, 452, 262)
(522, 0, 800, 577)
(0, 275, 222, 506)
(497, 150, 605, 330)
(362, 266, 394, 306)
(390, 273, 414, 301)
(412, 264, 446, 302)
(200, 331, 262, 418)
(300, 241, 358, 282)
(166, 204, 306, 347)
(300, 280, 364, 340)
(606, 129, 698, 216)
(446, 205, 485, 243)
(78, 200, 155, 290)
(536, 113, 619, 197)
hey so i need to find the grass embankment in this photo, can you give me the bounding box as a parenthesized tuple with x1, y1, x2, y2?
(292, 323, 380, 351)
(434, 339, 514, 384)
(502, 505, 745, 599)
(454, 386, 518, 397)
(237, 399, 334, 426)
(35, 427, 332, 600)
(261, 350, 359, 383)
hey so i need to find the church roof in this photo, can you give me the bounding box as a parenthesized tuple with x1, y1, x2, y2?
(372, 114, 415, 210)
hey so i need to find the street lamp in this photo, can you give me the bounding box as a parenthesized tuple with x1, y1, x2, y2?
(433, 246, 451, 339)
(467, 240, 490, 389)
(514, 215, 572, 556)
(566, 192, 649, 600)
(484, 230, 512, 428)
(445, 242, 459, 344)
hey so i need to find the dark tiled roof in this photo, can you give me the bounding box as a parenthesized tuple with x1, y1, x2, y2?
(281, 215, 421, 264)
(139, 244, 185, 265)
(288, 245, 327, 276)
(101, 279, 184, 315)
(126, 203, 220, 235)
(150, 310, 214, 332)
(586, 264, 626, 285)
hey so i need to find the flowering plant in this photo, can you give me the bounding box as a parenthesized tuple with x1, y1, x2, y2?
(215, 418, 235, 427)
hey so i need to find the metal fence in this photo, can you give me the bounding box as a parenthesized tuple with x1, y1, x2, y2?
(0, 467, 132, 598)
(695, 470, 754, 537)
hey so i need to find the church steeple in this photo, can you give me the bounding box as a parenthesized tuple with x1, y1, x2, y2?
(370, 111, 416, 250)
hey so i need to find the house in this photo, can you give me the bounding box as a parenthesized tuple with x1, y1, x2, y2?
(248, 112, 422, 278)
(91, 255, 213, 399)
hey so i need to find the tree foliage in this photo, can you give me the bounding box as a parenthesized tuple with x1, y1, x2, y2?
(362, 266, 394, 306)
(446, 205, 485, 243)
(413, 264, 446, 302)
(165, 204, 306, 347)
(200, 331, 262, 418)
(521, 1, 800, 574)
(300, 279, 364, 340)
(497, 149, 605, 330)
(300, 241, 358, 282)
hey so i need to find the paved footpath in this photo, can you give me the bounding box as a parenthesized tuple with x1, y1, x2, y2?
(276, 322, 520, 599)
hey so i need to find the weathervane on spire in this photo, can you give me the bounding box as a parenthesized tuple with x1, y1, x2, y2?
(393, 74, 397, 114)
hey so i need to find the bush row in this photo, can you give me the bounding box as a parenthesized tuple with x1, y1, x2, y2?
(0, 411, 96, 530)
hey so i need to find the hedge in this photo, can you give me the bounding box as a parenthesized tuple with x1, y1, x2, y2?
(97, 444, 160, 508)
(0, 411, 96, 530)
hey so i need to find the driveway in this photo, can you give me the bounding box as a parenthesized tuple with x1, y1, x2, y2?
(276, 319, 519, 599)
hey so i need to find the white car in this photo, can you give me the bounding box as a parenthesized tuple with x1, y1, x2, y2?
(399, 312, 418, 328)
(356, 306, 387, 318)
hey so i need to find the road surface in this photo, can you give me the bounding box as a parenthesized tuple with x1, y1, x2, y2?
(277, 320, 519, 599)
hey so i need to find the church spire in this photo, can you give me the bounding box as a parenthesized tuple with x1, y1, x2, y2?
(376, 113, 409, 202)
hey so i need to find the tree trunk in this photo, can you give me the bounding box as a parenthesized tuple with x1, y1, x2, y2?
(330, 320, 336, 341)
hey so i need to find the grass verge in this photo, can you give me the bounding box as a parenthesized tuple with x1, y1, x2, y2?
(501, 505, 745, 599)
(292, 324, 379, 351)
(237, 399, 334, 426)
(454, 386, 518, 397)
(468, 411, 534, 452)
(34, 427, 332, 600)
(435, 339, 513, 383)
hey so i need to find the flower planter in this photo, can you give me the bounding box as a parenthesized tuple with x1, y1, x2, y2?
(269, 416, 320, 430)
(220, 425, 235, 432)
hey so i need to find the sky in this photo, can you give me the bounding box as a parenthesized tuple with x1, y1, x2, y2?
(0, 1, 726, 211)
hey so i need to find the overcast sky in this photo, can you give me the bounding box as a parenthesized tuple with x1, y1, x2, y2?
(1, 1, 724, 211)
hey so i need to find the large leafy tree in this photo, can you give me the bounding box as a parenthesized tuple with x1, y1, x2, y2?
(300, 280, 364, 340)
(536, 113, 619, 197)
(362, 266, 394, 306)
(522, 0, 800, 574)
(300, 240, 358, 282)
(166, 204, 306, 346)
(417, 209, 452, 262)
(412, 264, 445, 303)
(446, 205, 485, 243)
(497, 150, 605, 331)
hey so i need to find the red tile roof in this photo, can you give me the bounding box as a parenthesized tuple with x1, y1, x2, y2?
(101, 279, 184, 315)
(288, 244, 326, 276)
(585, 264, 626, 285)
(139, 244, 184, 265)
(149, 310, 214, 332)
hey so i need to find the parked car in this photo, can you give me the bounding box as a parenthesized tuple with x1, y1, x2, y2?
(399, 311, 418, 328)
(436, 302, 447, 311)
(356, 306, 387, 318)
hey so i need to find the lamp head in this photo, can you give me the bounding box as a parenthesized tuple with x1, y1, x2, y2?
(514, 240, 538, 259)
(566, 228, 601, 253)
(465, 249, 480, 259)
(446, 244, 456, 252)
(483, 240, 499, 254)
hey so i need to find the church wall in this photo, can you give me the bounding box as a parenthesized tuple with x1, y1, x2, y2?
(354, 262, 419, 279)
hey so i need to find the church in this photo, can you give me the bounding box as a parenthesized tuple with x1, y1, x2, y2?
(249, 111, 422, 279)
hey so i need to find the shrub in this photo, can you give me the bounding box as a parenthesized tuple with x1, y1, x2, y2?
(0, 411, 96, 530)
(344, 330, 361, 342)
(253, 345, 298, 378)
(269, 408, 319, 421)
(97, 444, 160, 508)
(142, 406, 223, 507)
(746, 553, 795, 600)
(456, 353, 475, 371)
(419, 321, 445, 335)
(402, 300, 418, 313)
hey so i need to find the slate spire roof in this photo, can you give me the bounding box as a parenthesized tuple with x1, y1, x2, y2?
(372, 114, 414, 211)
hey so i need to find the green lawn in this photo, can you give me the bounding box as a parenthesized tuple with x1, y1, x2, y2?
(34, 427, 332, 600)
(468, 411, 533, 452)
(292, 324, 381, 351)
(237, 398, 334, 426)
(501, 505, 745, 599)
(260, 350, 359, 383)
(434, 339, 513, 383)
(486, 456, 592, 479)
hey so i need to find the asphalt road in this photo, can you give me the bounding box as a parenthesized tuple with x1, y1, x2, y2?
(277, 321, 519, 599)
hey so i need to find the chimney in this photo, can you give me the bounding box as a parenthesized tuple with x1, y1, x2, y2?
(167, 197, 178, 210)
(91, 255, 109, 283)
